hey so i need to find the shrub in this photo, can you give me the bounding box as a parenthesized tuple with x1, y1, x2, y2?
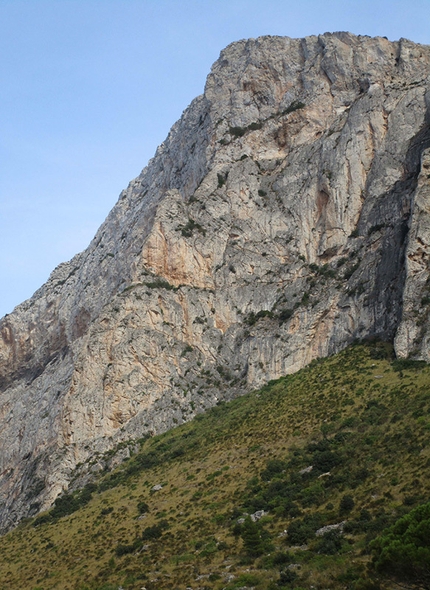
(245, 310, 274, 326)
(367, 223, 386, 236)
(144, 277, 176, 290)
(229, 573, 262, 588)
(261, 459, 287, 481)
(181, 345, 193, 357)
(301, 292, 310, 305)
(278, 568, 298, 587)
(100, 506, 114, 516)
(370, 502, 430, 587)
(340, 494, 355, 514)
(248, 121, 262, 131)
(217, 172, 227, 187)
(115, 541, 140, 556)
(229, 122, 262, 139)
(312, 450, 342, 473)
(392, 359, 427, 372)
(316, 530, 343, 554)
(344, 262, 360, 279)
(32, 513, 52, 527)
(141, 520, 169, 540)
(229, 126, 246, 137)
(299, 483, 325, 507)
(281, 101, 305, 115)
(46, 483, 97, 522)
(240, 517, 272, 558)
(137, 501, 149, 515)
(278, 309, 293, 324)
(308, 263, 336, 278)
(272, 551, 293, 567)
(287, 514, 322, 545)
(178, 218, 206, 237)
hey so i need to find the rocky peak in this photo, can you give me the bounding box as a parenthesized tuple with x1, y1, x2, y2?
(1, 32, 429, 531)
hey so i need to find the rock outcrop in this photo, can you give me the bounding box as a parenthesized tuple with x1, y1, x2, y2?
(1, 32, 430, 531)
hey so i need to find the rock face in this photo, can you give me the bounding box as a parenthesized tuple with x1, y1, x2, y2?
(1, 32, 430, 531)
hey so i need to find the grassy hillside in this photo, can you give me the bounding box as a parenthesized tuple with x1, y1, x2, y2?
(0, 342, 429, 590)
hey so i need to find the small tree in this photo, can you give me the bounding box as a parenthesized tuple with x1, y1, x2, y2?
(241, 517, 268, 558)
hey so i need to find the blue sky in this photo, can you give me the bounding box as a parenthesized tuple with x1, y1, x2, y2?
(1, 0, 429, 318)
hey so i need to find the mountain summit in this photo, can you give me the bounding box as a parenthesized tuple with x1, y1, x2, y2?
(1, 32, 430, 531)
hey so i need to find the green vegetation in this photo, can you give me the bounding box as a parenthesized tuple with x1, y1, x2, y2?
(181, 344, 193, 357)
(0, 342, 429, 589)
(308, 262, 337, 279)
(217, 172, 226, 187)
(280, 100, 306, 116)
(245, 309, 275, 325)
(244, 301, 310, 327)
(226, 103, 305, 142)
(229, 121, 263, 138)
(370, 501, 430, 588)
(176, 217, 206, 237)
(367, 223, 387, 236)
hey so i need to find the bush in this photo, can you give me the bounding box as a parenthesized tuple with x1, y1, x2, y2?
(217, 172, 227, 187)
(308, 263, 336, 278)
(299, 483, 325, 507)
(353, 579, 381, 590)
(32, 513, 52, 527)
(367, 223, 386, 236)
(245, 309, 274, 326)
(241, 518, 265, 557)
(229, 573, 262, 588)
(316, 530, 343, 554)
(392, 359, 427, 372)
(100, 506, 114, 516)
(261, 459, 287, 481)
(229, 126, 246, 137)
(137, 501, 149, 515)
(240, 517, 272, 558)
(281, 101, 305, 115)
(370, 502, 430, 587)
(178, 218, 206, 237)
(141, 520, 169, 540)
(143, 277, 176, 290)
(312, 450, 342, 473)
(47, 483, 97, 521)
(287, 514, 322, 545)
(278, 568, 298, 587)
(278, 309, 293, 324)
(272, 551, 293, 567)
(229, 122, 262, 139)
(115, 541, 139, 556)
(339, 494, 355, 514)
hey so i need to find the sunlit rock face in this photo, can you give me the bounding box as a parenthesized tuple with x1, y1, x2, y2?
(1, 32, 429, 531)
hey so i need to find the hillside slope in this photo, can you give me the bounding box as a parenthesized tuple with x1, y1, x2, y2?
(1, 32, 430, 530)
(0, 343, 429, 589)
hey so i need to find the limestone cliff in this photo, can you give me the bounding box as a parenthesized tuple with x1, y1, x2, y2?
(1, 32, 430, 531)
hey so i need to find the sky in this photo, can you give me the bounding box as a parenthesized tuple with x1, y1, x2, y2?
(1, 0, 429, 318)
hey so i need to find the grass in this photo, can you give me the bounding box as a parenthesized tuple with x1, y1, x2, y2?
(0, 342, 429, 589)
